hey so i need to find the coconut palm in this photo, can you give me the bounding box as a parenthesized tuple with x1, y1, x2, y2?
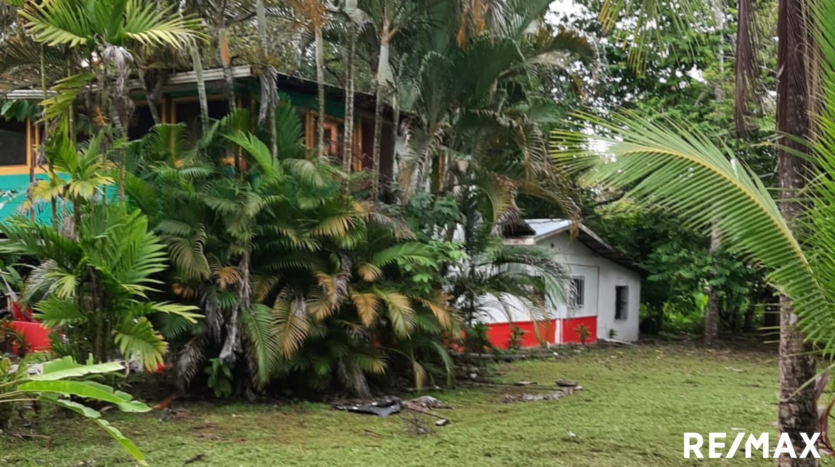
(552, 20, 835, 453)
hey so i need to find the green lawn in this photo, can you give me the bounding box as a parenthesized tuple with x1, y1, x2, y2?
(0, 344, 816, 466)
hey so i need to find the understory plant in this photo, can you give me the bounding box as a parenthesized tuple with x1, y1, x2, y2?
(2, 132, 199, 368)
(0, 355, 151, 465)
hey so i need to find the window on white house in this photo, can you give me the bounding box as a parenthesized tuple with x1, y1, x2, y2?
(615, 286, 629, 320)
(569, 277, 584, 309)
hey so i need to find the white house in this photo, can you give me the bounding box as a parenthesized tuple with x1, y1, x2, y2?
(482, 219, 642, 348)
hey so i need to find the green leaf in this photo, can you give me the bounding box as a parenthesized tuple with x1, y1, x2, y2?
(20, 381, 151, 413)
(33, 357, 124, 381)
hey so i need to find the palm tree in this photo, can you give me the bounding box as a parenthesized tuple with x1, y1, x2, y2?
(553, 92, 835, 467)
(774, 0, 819, 462)
(288, 0, 330, 160)
(358, 0, 430, 201)
(18, 0, 204, 199)
(394, 0, 593, 222)
(340, 0, 362, 189)
(594, 0, 815, 462)
(124, 105, 459, 394)
(3, 133, 198, 367)
(449, 187, 568, 342)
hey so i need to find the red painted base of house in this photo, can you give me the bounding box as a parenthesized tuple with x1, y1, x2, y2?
(561, 317, 597, 345)
(486, 317, 597, 349)
(487, 320, 556, 349)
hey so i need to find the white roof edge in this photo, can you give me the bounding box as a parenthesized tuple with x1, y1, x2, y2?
(2, 89, 57, 100)
(2, 66, 253, 101)
(166, 65, 253, 85)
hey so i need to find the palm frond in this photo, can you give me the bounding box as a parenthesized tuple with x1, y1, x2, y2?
(273, 292, 310, 358)
(241, 303, 281, 387)
(552, 111, 834, 352)
(114, 317, 167, 369)
(374, 287, 415, 338)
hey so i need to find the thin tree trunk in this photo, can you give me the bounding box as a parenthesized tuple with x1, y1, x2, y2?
(371, 18, 391, 202)
(390, 85, 399, 191)
(138, 65, 161, 126)
(343, 20, 356, 191)
(743, 298, 756, 331)
(704, 230, 721, 345)
(256, 0, 277, 160)
(776, 0, 818, 463)
(40, 45, 58, 229)
(217, 19, 237, 112)
(704, 0, 725, 347)
(315, 24, 326, 161)
(192, 47, 210, 136)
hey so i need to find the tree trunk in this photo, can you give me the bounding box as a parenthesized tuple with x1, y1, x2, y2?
(315, 24, 326, 162)
(343, 20, 356, 191)
(704, 230, 721, 345)
(371, 18, 391, 202)
(192, 47, 210, 136)
(776, 0, 818, 463)
(41, 45, 57, 229)
(704, 0, 725, 347)
(217, 22, 237, 112)
(390, 85, 400, 192)
(256, 0, 277, 160)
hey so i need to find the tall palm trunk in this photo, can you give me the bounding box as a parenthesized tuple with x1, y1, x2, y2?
(371, 16, 391, 202)
(343, 17, 356, 191)
(775, 0, 818, 463)
(256, 0, 277, 160)
(192, 47, 210, 136)
(216, 6, 237, 112)
(315, 23, 326, 161)
(705, 0, 725, 346)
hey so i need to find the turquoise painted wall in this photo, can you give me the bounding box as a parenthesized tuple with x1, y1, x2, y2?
(0, 173, 62, 225)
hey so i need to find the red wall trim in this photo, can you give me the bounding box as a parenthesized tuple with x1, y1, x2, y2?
(486, 320, 556, 349)
(561, 317, 597, 344)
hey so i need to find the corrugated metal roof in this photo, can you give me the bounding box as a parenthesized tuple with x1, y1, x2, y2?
(525, 218, 573, 239)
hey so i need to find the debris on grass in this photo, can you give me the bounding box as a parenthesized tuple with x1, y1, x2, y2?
(331, 397, 403, 417)
(499, 380, 583, 403)
(403, 412, 434, 436)
(514, 381, 538, 386)
(403, 396, 453, 411)
(498, 391, 569, 403)
(184, 453, 206, 465)
(158, 407, 189, 422)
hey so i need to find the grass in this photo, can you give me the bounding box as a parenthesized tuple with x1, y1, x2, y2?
(0, 344, 813, 466)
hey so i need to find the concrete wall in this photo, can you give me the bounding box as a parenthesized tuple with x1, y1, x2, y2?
(537, 232, 641, 342)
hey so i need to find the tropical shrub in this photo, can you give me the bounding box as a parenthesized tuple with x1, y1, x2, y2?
(122, 108, 458, 395)
(3, 132, 199, 368)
